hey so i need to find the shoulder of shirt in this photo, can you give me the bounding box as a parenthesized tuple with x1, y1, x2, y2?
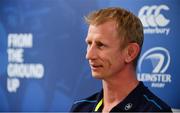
(73, 92, 99, 105)
(140, 84, 172, 112)
(70, 92, 99, 112)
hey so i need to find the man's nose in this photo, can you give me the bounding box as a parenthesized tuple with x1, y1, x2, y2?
(86, 45, 97, 60)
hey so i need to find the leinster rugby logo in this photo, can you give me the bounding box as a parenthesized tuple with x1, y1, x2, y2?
(137, 47, 171, 88)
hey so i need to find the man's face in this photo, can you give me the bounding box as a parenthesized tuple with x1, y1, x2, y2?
(85, 21, 127, 79)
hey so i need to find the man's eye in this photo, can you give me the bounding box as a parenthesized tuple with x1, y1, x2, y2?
(86, 41, 91, 46)
(97, 42, 106, 49)
(86, 41, 92, 49)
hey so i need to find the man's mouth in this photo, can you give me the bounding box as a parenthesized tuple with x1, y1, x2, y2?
(90, 64, 103, 70)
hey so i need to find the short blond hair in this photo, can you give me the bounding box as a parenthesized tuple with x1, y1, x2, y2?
(85, 7, 144, 67)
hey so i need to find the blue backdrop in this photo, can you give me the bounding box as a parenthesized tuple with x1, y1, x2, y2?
(0, 0, 179, 112)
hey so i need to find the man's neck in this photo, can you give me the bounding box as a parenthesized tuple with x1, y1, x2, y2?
(102, 66, 139, 113)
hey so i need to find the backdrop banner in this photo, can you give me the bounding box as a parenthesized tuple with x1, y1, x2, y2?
(0, 0, 179, 112)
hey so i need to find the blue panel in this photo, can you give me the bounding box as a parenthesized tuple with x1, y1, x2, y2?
(0, 0, 179, 111)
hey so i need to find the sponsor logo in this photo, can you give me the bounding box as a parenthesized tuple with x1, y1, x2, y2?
(138, 5, 170, 35)
(137, 47, 171, 88)
(124, 103, 133, 111)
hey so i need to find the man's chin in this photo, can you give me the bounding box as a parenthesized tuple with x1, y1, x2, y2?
(91, 73, 104, 79)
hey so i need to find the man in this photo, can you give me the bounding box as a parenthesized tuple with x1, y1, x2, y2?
(70, 7, 172, 112)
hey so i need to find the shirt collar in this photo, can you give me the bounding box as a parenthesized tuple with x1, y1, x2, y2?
(113, 81, 145, 112)
(94, 81, 145, 112)
(93, 89, 103, 112)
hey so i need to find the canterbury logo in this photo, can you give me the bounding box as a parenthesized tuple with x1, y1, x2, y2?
(138, 5, 170, 27)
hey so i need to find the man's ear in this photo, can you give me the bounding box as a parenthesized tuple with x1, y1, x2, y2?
(125, 43, 140, 63)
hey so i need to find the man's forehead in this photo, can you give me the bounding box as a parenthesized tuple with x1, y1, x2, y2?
(88, 21, 118, 38)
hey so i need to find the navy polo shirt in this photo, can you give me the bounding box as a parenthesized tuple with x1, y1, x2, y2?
(70, 82, 172, 112)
